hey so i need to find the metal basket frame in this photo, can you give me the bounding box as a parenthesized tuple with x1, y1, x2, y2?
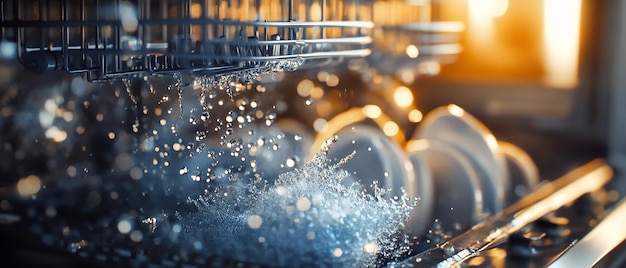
(1, 0, 373, 82)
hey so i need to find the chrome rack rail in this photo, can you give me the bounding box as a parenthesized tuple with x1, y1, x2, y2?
(0, 0, 374, 82)
(391, 159, 613, 268)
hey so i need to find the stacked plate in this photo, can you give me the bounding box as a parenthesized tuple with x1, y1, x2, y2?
(319, 104, 539, 237)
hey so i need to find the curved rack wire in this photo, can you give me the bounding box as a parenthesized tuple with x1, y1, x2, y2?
(0, 0, 374, 82)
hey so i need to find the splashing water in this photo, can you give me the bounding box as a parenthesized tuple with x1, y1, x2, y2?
(179, 140, 414, 267)
(191, 59, 304, 99)
(167, 72, 184, 118)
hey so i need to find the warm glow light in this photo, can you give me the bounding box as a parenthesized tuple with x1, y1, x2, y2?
(363, 105, 382, 119)
(493, 0, 509, 17)
(406, 139, 430, 152)
(45, 127, 67, 142)
(406, 45, 419, 58)
(17, 175, 41, 197)
(468, 0, 494, 45)
(383, 121, 400, 137)
(399, 69, 416, 84)
(310, 87, 325, 99)
(373, 74, 383, 84)
(309, 107, 408, 161)
(408, 109, 423, 123)
(317, 71, 329, 82)
(313, 118, 329, 132)
(315, 100, 333, 117)
(447, 104, 465, 117)
(469, 0, 509, 18)
(44, 99, 57, 112)
(543, 0, 581, 88)
(364, 242, 378, 254)
(485, 134, 499, 151)
(191, 3, 202, 18)
(418, 61, 441, 76)
(326, 75, 339, 87)
(467, 0, 508, 50)
(297, 79, 314, 97)
(310, 2, 322, 21)
(393, 86, 414, 108)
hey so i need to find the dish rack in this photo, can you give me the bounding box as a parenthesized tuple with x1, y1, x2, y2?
(0, 0, 374, 82)
(368, 0, 463, 78)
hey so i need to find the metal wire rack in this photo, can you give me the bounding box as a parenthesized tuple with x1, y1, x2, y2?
(0, 0, 374, 82)
(369, 0, 463, 77)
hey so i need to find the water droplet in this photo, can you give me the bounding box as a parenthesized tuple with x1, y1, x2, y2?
(189, 114, 198, 125)
(117, 219, 132, 234)
(196, 131, 207, 141)
(247, 215, 263, 229)
(179, 147, 413, 267)
(208, 90, 218, 99)
(333, 248, 343, 257)
(207, 150, 216, 159)
(266, 112, 277, 120)
(306, 231, 315, 240)
(305, 98, 313, 106)
(179, 167, 189, 175)
(294, 134, 303, 142)
(130, 230, 143, 242)
(122, 78, 138, 104)
(201, 111, 210, 121)
(285, 157, 297, 168)
(364, 242, 378, 254)
(196, 143, 205, 153)
(296, 197, 311, 211)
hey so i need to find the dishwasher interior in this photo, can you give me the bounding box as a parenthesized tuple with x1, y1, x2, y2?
(1, 0, 626, 267)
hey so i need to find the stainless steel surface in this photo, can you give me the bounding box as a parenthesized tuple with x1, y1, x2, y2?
(607, 0, 626, 193)
(392, 159, 613, 267)
(547, 198, 626, 268)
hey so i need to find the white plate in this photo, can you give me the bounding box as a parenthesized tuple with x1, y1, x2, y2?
(325, 124, 415, 200)
(406, 139, 484, 233)
(404, 142, 434, 236)
(415, 105, 509, 215)
(498, 141, 540, 205)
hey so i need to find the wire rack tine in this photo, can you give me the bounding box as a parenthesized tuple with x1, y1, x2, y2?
(0, 0, 374, 82)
